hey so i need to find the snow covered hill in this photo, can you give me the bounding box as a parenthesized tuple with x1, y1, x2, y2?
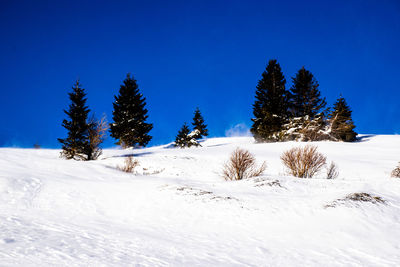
(0, 135, 400, 266)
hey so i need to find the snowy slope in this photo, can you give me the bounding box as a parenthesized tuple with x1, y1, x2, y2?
(0, 135, 400, 266)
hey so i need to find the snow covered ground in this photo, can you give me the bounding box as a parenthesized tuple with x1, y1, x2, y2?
(0, 135, 400, 266)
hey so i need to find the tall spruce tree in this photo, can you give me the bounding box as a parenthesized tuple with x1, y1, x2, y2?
(329, 96, 357, 142)
(192, 107, 208, 139)
(174, 122, 198, 148)
(251, 59, 290, 142)
(110, 74, 153, 148)
(289, 67, 326, 118)
(58, 80, 90, 160)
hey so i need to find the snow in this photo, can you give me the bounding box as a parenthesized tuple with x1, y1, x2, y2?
(1, 135, 400, 266)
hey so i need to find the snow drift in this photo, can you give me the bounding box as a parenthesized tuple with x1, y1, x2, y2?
(0, 135, 399, 266)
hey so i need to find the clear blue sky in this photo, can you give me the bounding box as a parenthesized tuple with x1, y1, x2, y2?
(1, 0, 399, 148)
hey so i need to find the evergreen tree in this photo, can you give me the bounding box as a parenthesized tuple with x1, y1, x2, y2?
(191, 107, 208, 139)
(329, 96, 357, 142)
(58, 80, 90, 160)
(174, 123, 193, 148)
(110, 74, 153, 148)
(289, 67, 326, 118)
(174, 122, 200, 148)
(251, 59, 290, 142)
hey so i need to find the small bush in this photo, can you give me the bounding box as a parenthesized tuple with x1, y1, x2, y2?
(281, 145, 326, 178)
(118, 156, 139, 173)
(391, 163, 400, 178)
(87, 115, 109, 160)
(326, 161, 339, 179)
(222, 148, 266, 181)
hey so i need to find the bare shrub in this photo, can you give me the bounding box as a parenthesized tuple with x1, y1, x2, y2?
(281, 145, 326, 178)
(222, 148, 266, 181)
(326, 161, 339, 179)
(87, 115, 109, 160)
(391, 163, 400, 178)
(118, 156, 139, 173)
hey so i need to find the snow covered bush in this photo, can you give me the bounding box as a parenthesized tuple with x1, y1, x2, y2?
(118, 156, 139, 173)
(326, 161, 339, 179)
(281, 145, 326, 178)
(279, 115, 335, 142)
(222, 148, 266, 181)
(391, 163, 400, 178)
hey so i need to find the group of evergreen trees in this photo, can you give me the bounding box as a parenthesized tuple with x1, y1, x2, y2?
(59, 74, 153, 160)
(59, 73, 209, 160)
(174, 108, 209, 148)
(251, 59, 357, 142)
(59, 60, 358, 161)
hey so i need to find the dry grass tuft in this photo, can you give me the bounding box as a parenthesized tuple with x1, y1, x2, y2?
(281, 145, 326, 178)
(345, 192, 385, 203)
(222, 148, 266, 181)
(326, 161, 339, 179)
(325, 192, 385, 208)
(118, 156, 139, 173)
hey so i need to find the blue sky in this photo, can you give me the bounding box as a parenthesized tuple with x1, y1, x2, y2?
(1, 0, 399, 148)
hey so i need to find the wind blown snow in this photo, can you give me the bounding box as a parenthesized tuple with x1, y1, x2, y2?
(225, 123, 251, 137)
(0, 135, 399, 266)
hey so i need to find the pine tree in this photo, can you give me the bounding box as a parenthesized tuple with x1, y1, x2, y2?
(329, 96, 357, 142)
(58, 80, 90, 160)
(110, 74, 153, 148)
(174, 123, 199, 148)
(174, 123, 190, 148)
(289, 67, 326, 118)
(192, 107, 208, 140)
(251, 59, 290, 142)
